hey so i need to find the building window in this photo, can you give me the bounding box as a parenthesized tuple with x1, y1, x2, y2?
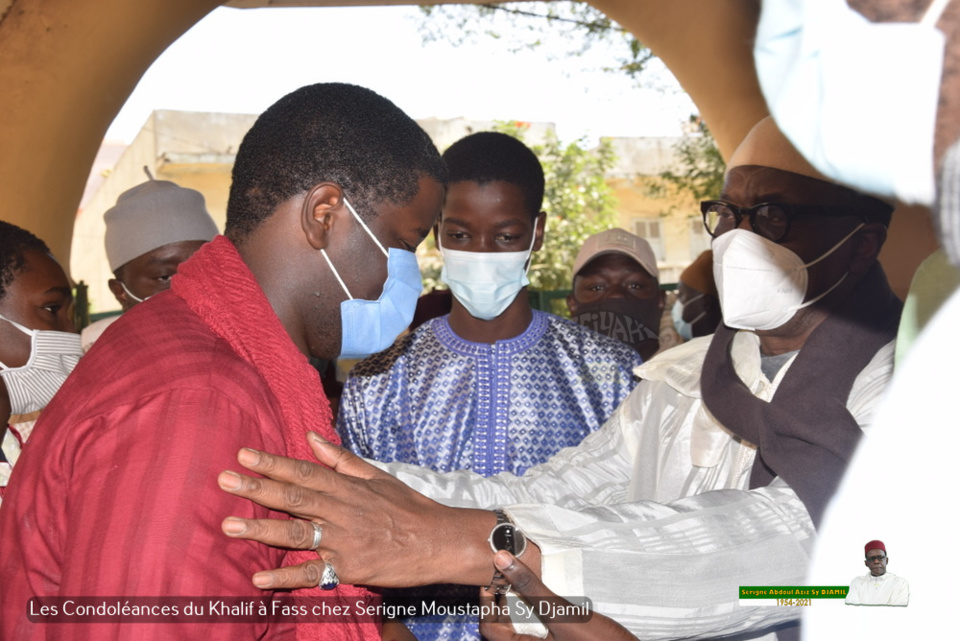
(689, 216, 712, 257)
(632, 217, 664, 261)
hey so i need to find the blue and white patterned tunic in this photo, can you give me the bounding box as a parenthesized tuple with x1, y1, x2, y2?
(337, 310, 641, 641)
(338, 310, 641, 476)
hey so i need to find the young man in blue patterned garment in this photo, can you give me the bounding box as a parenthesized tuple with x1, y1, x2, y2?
(336, 131, 642, 641)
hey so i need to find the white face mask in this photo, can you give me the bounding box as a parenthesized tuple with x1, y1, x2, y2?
(120, 281, 150, 304)
(711, 226, 862, 331)
(755, 0, 950, 205)
(0, 314, 82, 416)
(439, 230, 537, 321)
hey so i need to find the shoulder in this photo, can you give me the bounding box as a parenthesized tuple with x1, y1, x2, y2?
(636, 334, 714, 395)
(855, 339, 896, 384)
(347, 320, 441, 381)
(847, 339, 897, 424)
(80, 315, 121, 352)
(58, 295, 276, 423)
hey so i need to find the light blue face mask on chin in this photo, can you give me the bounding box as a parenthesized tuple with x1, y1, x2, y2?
(321, 198, 423, 360)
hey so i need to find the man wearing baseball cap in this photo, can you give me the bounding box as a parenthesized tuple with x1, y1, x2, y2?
(846, 540, 909, 606)
(567, 228, 665, 361)
(80, 176, 219, 350)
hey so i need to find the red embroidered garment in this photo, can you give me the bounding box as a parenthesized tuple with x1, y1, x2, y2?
(0, 237, 378, 640)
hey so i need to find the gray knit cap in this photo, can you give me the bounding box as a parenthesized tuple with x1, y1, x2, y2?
(104, 179, 219, 271)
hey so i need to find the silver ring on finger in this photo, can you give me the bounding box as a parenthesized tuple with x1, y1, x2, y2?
(319, 561, 340, 590)
(309, 521, 323, 550)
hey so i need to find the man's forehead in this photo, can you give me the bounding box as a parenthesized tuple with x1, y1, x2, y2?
(866, 548, 887, 556)
(4, 250, 72, 300)
(578, 252, 653, 278)
(722, 165, 860, 206)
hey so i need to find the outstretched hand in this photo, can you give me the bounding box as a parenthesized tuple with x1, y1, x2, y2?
(479, 551, 638, 641)
(218, 431, 495, 590)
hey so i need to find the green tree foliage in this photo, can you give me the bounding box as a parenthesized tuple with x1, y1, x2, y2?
(417, 2, 653, 81)
(656, 116, 727, 203)
(421, 121, 618, 293)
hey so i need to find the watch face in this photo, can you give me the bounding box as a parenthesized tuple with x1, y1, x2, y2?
(490, 523, 527, 557)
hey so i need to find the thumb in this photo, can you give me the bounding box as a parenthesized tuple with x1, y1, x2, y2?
(307, 431, 384, 480)
(494, 551, 556, 601)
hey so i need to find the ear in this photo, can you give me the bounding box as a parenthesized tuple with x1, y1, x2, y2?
(532, 211, 547, 252)
(566, 292, 578, 316)
(849, 222, 887, 275)
(107, 278, 131, 310)
(300, 182, 347, 251)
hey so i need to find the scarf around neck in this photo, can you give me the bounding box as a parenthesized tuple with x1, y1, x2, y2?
(700, 263, 901, 528)
(173, 236, 378, 641)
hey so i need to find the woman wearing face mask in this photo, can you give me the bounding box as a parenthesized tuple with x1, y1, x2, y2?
(0, 222, 81, 504)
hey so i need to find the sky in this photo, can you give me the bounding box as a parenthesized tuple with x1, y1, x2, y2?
(106, 4, 697, 146)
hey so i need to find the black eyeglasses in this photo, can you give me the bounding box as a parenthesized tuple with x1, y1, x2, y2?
(866, 555, 887, 563)
(700, 200, 858, 243)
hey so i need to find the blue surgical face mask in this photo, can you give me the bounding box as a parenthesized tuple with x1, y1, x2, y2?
(320, 198, 423, 359)
(438, 229, 537, 321)
(672, 295, 705, 341)
(755, 0, 951, 205)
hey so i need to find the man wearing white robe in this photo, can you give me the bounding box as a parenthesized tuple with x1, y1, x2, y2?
(846, 540, 909, 606)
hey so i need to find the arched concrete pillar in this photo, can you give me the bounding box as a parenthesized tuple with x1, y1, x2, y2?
(0, 0, 937, 296)
(0, 0, 221, 265)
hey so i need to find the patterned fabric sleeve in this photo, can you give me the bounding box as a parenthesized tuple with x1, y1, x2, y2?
(337, 374, 372, 459)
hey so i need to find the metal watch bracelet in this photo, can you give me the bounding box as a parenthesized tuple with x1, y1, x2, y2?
(486, 509, 527, 596)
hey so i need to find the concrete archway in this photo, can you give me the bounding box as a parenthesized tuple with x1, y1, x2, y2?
(0, 0, 937, 294)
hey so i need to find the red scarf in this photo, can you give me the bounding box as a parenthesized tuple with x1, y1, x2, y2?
(173, 236, 378, 641)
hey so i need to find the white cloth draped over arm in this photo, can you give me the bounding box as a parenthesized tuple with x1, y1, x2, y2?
(375, 396, 815, 639)
(373, 338, 894, 640)
(381, 453, 814, 639)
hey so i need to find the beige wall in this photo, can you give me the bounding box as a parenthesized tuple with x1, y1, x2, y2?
(608, 176, 701, 284)
(0, 0, 222, 267)
(71, 111, 252, 313)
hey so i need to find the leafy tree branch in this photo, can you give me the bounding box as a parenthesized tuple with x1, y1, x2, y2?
(417, 2, 653, 80)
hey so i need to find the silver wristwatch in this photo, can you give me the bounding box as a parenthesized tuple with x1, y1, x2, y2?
(486, 509, 527, 596)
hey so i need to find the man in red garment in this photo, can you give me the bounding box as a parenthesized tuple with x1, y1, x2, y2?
(0, 83, 446, 640)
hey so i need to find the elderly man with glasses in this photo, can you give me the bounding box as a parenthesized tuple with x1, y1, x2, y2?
(217, 116, 901, 641)
(846, 540, 910, 606)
